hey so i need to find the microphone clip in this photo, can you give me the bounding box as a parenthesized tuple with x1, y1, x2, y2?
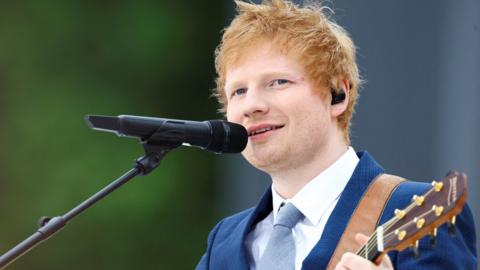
(136, 141, 179, 175)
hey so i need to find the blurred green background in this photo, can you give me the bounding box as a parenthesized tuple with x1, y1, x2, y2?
(0, 1, 228, 269)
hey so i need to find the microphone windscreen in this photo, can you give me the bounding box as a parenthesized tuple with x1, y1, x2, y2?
(208, 120, 247, 153)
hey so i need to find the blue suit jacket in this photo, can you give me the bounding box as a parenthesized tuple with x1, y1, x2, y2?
(196, 152, 477, 269)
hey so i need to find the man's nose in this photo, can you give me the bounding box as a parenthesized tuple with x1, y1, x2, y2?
(243, 87, 269, 118)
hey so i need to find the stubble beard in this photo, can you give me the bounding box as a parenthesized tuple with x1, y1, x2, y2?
(242, 121, 332, 179)
(242, 135, 320, 175)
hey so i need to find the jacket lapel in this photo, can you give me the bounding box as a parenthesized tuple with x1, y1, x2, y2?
(212, 188, 273, 270)
(302, 151, 384, 269)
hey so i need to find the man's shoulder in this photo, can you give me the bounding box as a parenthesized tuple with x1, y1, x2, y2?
(196, 207, 258, 269)
(206, 206, 256, 242)
(222, 207, 255, 226)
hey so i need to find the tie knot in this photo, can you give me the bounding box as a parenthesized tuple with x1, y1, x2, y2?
(274, 202, 303, 229)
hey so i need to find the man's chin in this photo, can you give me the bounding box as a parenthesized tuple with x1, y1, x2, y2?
(243, 151, 281, 172)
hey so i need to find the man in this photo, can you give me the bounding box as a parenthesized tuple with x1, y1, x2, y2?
(197, 0, 477, 269)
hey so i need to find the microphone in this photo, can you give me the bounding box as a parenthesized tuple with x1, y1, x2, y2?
(85, 115, 248, 153)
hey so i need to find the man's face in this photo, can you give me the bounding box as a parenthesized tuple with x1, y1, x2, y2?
(224, 42, 339, 173)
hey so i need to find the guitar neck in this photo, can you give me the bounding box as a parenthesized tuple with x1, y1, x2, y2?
(354, 172, 467, 265)
(356, 230, 383, 263)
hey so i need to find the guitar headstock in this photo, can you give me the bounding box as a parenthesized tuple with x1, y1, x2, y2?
(379, 171, 467, 254)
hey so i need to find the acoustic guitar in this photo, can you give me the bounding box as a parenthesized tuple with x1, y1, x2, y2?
(354, 171, 467, 264)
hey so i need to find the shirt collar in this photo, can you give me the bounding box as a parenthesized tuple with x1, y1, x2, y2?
(271, 147, 359, 225)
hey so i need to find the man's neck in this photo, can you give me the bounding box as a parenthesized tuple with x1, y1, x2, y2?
(269, 142, 349, 199)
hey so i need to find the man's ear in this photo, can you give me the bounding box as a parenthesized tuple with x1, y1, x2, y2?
(330, 79, 350, 118)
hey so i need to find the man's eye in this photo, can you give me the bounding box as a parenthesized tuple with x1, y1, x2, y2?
(268, 79, 291, 87)
(232, 88, 247, 97)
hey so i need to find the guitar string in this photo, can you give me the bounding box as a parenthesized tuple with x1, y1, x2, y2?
(381, 208, 436, 244)
(356, 201, 419, 257)
(359, 207, 438, 258)
(357, 187, 438, 258)
(362, 207, 434, 254)
(357, 208, 405, 257)
(357, 217, 397, 258)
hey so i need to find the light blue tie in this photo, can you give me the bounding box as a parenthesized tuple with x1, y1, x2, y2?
(258, 202, 303, 270)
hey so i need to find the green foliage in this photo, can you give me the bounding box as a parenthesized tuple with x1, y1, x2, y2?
(0, 1, 226, 269)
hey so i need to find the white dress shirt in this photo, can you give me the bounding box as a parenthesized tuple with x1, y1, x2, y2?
(245, 147, 359, 270)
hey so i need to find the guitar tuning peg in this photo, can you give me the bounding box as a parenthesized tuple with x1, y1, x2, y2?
(411, 240, 421, 259)
(429, 228, 438, 248)
(431, 180, 443, 192)
(448, 216, 457, 236)
(429, 235, 437, 248)
(447, 223, 456, 236)
(412, 195, 425, 206)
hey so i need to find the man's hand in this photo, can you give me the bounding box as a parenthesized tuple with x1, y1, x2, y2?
(334, 233, 394, 270)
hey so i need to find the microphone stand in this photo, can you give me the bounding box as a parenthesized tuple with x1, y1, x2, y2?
(0, 141, 179, 269)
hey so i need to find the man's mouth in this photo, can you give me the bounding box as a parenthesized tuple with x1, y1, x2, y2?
(248, 125, 285, 137)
